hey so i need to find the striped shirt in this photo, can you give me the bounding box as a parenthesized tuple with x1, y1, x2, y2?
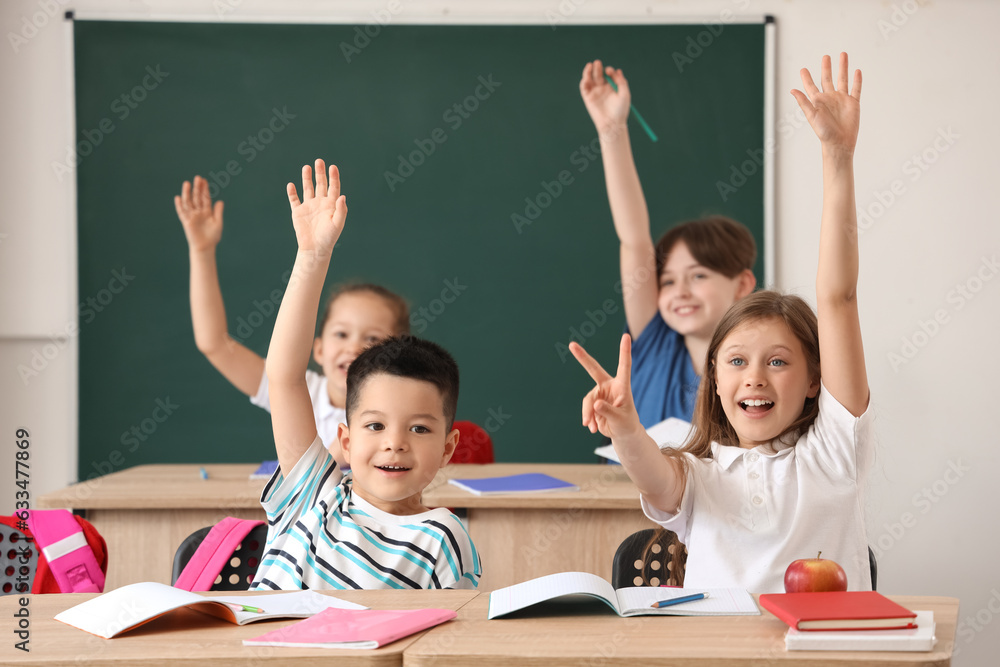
(251, 436, 481, 591)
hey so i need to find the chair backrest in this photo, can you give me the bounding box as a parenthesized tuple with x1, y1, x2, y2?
(612, 529, 880, 591)
(612, 528, 687, 589)
(451, 421, 495, 464)
(171, 521, 268, 590)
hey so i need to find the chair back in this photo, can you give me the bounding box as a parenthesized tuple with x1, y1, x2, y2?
(612, 528, 687, 588)
(171, 520, 268, 590)
(451, 421, 495, 464)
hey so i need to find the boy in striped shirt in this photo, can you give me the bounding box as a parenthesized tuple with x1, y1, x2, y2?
(251, 159, 480, 590)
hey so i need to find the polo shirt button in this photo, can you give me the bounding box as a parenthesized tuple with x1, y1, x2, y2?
(748, 472, 759, 480)
(747, 453, 759, 462)
(752, 495, 763, 505)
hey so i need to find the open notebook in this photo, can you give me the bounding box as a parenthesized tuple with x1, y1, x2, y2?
(55, 582, 366, 638)
(488, 572, 758, 619)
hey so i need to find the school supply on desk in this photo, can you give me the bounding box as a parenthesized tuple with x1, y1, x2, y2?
(595, 417, 694, 463)
(487, 571, 758, 619)
(785, 610, 936, 651)
(249, 460, 279, 479)
(243, 607, 457, 649)
(650, 592, 707, 608)
(54, 581, 366, 638)
(759, 591, 917, 631)
(448, 473, 578, 495)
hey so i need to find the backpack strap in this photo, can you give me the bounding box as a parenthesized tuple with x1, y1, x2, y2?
(25, 509, 105, 594)
(174, 517, 265, 591)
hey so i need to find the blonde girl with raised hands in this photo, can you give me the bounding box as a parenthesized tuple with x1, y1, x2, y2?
(570, 53, 872, 593)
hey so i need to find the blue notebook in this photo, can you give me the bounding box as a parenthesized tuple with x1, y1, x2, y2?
(448, 473, 578, 495)
(250, 460, 279, 480)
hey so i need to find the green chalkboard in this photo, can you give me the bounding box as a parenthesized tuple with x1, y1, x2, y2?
(74, 20, 765, 479)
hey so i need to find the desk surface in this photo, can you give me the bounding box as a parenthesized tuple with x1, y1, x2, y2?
(39, 462, 639, 511)
(5, 589, 477, 666)
(38, 464, 265, 510)
(407, 594, 959, 666)
(422, 463, 641, 509)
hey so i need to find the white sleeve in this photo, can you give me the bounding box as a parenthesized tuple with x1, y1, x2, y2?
(249, 368, 271, 412)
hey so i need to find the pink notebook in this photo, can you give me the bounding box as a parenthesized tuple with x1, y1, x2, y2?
(242, 607, 457, 649)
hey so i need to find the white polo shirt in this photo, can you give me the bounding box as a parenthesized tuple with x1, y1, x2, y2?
(641, 383, 874, 594)
(250, 369, 346, 452)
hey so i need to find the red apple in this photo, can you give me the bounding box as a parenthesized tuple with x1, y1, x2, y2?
(784, 552, 848, 593)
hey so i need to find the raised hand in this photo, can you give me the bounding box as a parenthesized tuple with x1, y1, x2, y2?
(579, 60, 631, 131)
(287, 159, 347, 255)
(174, 175, 224, 252)
(570, 334, 644, 441)
(791, 52, 862, 155)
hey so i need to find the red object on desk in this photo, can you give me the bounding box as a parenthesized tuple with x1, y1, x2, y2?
(760, 591, 917, 631)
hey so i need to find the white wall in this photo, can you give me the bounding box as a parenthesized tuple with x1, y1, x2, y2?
(2, 0, 996, 663)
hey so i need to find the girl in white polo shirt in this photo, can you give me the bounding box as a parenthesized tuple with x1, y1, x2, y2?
(570, 52, 871, 593)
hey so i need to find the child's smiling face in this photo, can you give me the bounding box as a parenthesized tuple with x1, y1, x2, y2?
(714, 317, 820, 448)
(313, 292, 399, 403)
(657, 241, 752, 342)
(338, 373, 458, 515)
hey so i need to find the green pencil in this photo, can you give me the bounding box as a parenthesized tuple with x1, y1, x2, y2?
(604, 74, 658, 143)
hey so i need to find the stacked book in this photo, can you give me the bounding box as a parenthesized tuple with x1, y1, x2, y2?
(759, 591, 935, 652)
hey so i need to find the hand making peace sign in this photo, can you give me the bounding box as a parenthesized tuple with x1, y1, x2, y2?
(569, 334, 645, 442)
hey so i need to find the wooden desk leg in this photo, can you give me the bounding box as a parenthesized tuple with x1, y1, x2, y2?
(86, 508, 267, 589)
(467, 508, 657, 591)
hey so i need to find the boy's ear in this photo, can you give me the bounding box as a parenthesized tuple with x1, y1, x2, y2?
(736, 269, 757, 299)
(337, 422, 352, 465)
(440, 427, 460, 467)
(312, 337, 324, 365)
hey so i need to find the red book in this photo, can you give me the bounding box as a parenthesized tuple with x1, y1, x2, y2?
(759, 592, 917, 631)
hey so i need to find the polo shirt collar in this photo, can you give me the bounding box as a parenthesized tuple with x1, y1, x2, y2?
(711, 442, 746, 470)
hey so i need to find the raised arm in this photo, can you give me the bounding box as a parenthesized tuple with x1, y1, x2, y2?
(791, 53, 869, 416)
(175, 176, 264, 396)
(580, 61, 660, 338)
(267, 159, 348, 475)
(570, 335, 685, 513)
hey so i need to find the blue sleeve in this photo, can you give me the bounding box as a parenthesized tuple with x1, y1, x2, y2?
(628, 315, 700, 426)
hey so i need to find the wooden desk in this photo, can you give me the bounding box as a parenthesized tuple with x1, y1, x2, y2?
(38, 464, 266, 589)
(4, 588, 477, 666)
(405, 594, 959, 666)
(39, 462, 655, 591)
(421, 463, 657, 591)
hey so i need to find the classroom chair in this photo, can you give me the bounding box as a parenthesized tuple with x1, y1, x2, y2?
(450, 421, 495, 464)
(612, 528, 879, 590)
(612, 528, 687, 588)
(1, 511, 108, 595)
(171, 520, 268, 591)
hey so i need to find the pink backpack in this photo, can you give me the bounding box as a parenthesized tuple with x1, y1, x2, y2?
(173, 517, 265, 591)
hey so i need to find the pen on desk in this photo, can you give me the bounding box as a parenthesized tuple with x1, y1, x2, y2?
(650, 592, 708, 608)
(199, 466, 209, 480)
(225, 603, 265, 613)
(604, 74, 658, 143)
